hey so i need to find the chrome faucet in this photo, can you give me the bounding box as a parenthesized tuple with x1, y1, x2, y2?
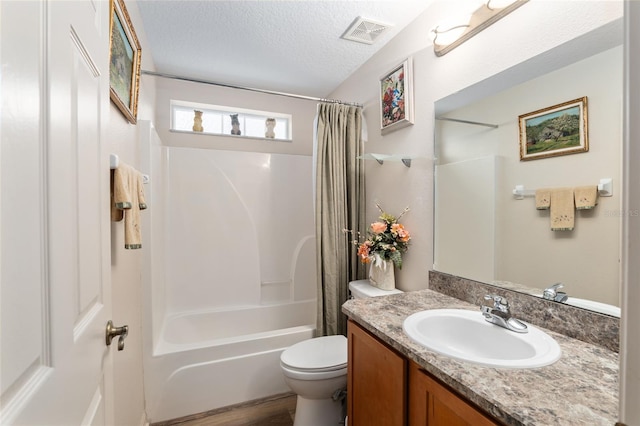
(543, 282, 568, 303)
(481, 294, 528, 333)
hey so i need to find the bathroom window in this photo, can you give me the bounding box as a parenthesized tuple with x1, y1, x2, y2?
(171, 100, 292, 141)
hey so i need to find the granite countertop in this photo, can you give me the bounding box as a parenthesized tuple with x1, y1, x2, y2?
(342, 289, 619, 426)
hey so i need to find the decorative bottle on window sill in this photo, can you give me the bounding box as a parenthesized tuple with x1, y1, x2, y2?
(265, 117, 276, 138)
(230, 114, 241, 135)
(192, 110, 203, 132)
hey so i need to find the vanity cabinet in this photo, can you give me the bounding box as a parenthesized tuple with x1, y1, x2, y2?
(347, 319, 501, 426)
(408, 363, 499, 426)
(347, 320, 407, 425)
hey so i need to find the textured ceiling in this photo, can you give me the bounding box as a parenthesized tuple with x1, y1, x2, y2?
(137, 1, 434, 98)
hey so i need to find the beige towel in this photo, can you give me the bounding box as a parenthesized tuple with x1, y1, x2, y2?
(574, 185, 598, 210)
(112, 163, 147, 249)
(550, 188, 574, 231)
(535, 189, 551, 210)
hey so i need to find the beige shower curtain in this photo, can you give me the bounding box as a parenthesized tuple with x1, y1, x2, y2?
(315, 102, 366, 336)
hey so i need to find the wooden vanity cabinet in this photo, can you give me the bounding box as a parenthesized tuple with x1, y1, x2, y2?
(408, 363, 500, 426)
(347, 319, 501, 426)
(347, 320, 407, 426)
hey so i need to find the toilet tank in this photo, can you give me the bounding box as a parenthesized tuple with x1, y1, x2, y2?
(348, 279, 403, 299)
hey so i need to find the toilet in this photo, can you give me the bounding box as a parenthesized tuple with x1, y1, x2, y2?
(280, 279, 403, 426)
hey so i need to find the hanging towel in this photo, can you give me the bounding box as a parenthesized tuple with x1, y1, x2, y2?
(574, 185, 599, 210)
(535, 189, 551, 210)
(550, 188, 574, 231)
(112, 163, 147, 249)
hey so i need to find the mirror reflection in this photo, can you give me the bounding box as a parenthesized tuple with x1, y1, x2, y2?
(434, 30, 622, 316)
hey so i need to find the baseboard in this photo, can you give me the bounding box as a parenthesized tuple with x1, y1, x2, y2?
(150, 392, 295, 426)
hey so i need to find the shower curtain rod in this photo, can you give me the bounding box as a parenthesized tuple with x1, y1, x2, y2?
(141, 70, 364, 108)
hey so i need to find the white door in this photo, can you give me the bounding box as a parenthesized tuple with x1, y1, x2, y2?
(1, 1, 115, 424)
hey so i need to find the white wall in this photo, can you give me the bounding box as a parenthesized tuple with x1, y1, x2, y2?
(436, 46, 622, 306)
(107, 1, 157, 425)
(328, 0, 622, 294)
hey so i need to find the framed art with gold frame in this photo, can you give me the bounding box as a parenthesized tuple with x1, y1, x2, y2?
(109, 0, 141, 124)
(519, 97, 588, 161)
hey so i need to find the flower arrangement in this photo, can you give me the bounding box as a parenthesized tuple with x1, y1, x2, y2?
(345, 204, 411, 269)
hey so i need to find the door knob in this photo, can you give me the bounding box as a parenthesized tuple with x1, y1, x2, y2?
(105, 320, 128, 351)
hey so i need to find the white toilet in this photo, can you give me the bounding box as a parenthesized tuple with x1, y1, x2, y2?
(280, 279, 403, 426)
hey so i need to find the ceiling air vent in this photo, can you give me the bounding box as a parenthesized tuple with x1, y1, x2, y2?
(341, 17, 392, 45)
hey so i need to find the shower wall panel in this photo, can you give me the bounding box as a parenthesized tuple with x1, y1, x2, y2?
(164, 147, 315, 313)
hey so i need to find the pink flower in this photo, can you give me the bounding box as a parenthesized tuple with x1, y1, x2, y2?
(370, 222, 387, 234)
(391, 223, 410, 242)
(357, 242, 371, 263)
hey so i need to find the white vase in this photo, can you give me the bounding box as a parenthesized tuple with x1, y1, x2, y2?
(369, 260, 396, 291)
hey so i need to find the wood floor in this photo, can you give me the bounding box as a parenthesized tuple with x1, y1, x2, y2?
(151, 393, 297, 426)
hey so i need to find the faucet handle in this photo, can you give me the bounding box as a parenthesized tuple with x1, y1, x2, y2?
(483, 294, 509, 311)
(548, 282, 564, 291)
(543, 282, 564, 300)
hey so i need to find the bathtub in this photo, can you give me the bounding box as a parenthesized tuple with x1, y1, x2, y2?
(144, 300, 316, 423)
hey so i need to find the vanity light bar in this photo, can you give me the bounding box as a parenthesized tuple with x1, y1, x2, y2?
(512, 178, 612, 199)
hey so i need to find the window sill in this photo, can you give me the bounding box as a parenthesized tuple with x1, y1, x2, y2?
(170, 129, 292, 142)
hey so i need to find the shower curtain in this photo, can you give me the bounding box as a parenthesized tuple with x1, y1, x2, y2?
(314, 102, 366, 336)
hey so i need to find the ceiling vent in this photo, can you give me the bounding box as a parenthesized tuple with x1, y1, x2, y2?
(341, 17, 392, 45)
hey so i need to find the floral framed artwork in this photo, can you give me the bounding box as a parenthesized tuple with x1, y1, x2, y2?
(518, 97, 588, 161)
(380, 57, 414, 134)
(109, 0, 141, 124)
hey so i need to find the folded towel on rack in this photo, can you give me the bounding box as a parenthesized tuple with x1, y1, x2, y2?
(111, 162, 147, 249)
(535, 189, 551, 210)
(550, 188, 574, 231)
(574, 185, 599, 210)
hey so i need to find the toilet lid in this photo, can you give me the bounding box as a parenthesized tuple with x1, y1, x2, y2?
(281, 335, 347, 371)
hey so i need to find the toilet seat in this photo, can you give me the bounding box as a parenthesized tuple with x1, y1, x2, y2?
(281, 335, 347, 380)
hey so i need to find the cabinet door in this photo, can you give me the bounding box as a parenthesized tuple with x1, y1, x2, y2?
(409, 363, 499, 426)
(347, 320, 407, 426)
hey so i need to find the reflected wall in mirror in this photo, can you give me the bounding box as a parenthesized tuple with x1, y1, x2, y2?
(434, 39, 622, 315)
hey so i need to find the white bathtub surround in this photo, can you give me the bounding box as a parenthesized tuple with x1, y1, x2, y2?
(141, 125, 317, 422)
(145, 308, 314, 422)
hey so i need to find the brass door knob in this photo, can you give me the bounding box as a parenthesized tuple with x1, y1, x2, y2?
(105, 320, 129, 351)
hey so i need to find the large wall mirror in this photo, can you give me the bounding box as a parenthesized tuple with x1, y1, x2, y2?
(433, 19, 623, 316)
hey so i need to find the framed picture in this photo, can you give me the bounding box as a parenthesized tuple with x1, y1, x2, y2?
(380, 57, 414, 134)
(518, 97, 588, 161)
(109, 0, 141, 124)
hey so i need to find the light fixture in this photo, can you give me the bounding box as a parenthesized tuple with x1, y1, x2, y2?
(430, 15, 472, 47)
(432, 0, 528, 57)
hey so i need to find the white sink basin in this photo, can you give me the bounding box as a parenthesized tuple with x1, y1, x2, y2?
(403, 309, 561, 369)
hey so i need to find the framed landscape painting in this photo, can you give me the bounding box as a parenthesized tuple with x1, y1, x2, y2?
(519, 97, 588, 161)
(380, 57, 414, 134)
(109, 0, 141, 124)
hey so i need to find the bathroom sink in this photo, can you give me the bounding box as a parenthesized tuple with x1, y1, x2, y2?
(403, 309, 561, 369)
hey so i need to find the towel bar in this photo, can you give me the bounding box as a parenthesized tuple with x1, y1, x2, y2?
(513, 178, 612, 199)
(110, 153, 150, 184)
